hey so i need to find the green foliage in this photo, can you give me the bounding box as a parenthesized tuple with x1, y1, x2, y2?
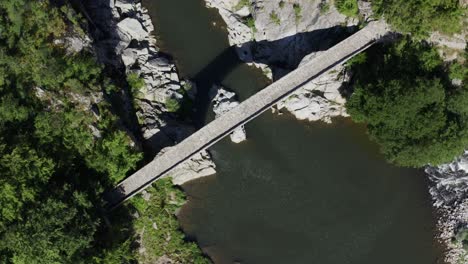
(126, 72, 145, 96)
(454, 226, 468, 250)
(269, 11, 281, 25)
(93, 240, 135, 264)
(371, 0, 465, 37)
(165, 97, 181, 113)
(235, 0, 250, 11)
(130, 179, 210, 264)
(449, 61, 468, 81)
(279, 1, 285, 8)
(0, 146, 54, 229)
(0, 194, 97, 264)
(346, 37, 468, 167)
(345, 52, 367, 68)
(293, 3, 302, 23)
(0, 0, 143, 263)
(448, 88, 468, 116)
(319, 1, 330, 14)
(334, 0, 359, 17)
(245, 16, 257, 33)
(86, 131, 143, 184)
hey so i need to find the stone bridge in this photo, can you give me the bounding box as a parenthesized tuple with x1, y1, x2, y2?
(104, 21, 389, 209)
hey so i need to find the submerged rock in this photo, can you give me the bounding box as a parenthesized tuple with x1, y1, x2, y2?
(211, 85, 247, 143)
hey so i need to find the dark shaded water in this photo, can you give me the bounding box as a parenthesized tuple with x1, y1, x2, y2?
(144, 0, 443, 263)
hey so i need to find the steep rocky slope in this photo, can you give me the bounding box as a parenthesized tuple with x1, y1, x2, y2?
(82, 0, 216, 184)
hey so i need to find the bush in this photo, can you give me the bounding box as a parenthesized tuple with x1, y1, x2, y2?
(126, 72, 145, 94)
(130, 179, 210, 264)
(165, 97, 181, 113)
(371, 0, 464, 37)
(293, 3, 302, 23)
(269, 11, 281, 25)
(335, 0, 359, 17)
(346, 37, 468, 167)
(245, 16, 257, 33)
(319, 1, 330, 14)
(235, 0, 250, 11)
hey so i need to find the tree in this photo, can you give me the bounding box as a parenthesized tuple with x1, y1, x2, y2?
(86, 131, 142, 184)
(0, 194, 97, 264)
(0, 146, 54, 230)
(346, 37, 468, 167)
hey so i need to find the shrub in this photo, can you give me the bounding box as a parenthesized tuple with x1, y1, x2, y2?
(235, 0, 250, 11)
(126, 72, 145, 96)
(335, 0, 359, 17)
(130, 179, 210, 264)
(319, 1, 330, 14)
(269, 11, 281, 25)
(245, 16, 257, 33)
(165, 97, 181, 113)
(293, 3, 302, 23)
(371, 0, 464, 37)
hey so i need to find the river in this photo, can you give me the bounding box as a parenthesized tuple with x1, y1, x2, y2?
(143, 0, 444, 263)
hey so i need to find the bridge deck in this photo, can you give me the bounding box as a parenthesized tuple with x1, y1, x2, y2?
(104, 21, 389, 208)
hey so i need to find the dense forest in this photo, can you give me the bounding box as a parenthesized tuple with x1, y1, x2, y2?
(0, 0, 207, 263)
(0, 0, 140, 262)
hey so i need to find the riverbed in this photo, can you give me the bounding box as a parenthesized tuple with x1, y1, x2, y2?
(144, 0, 444, 263)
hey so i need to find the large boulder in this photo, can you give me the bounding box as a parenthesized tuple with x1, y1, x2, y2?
(117, 17, 148, 41)
(211, 85, 247, 143)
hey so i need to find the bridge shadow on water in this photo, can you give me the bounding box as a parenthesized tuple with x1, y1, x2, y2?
(189, 25, 357, 128)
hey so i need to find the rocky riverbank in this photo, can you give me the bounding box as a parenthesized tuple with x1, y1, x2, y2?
(205, 0, 358, 123)
(426, 152, 468, 264)
(82, 0, 216, 185)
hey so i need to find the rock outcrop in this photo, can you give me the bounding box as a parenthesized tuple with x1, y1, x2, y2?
(159, 149, 217, 185)
(275, 51, 349, 123)
(84, 0, 216, 184)
(205, 0, 357, 123)
(426, 151, 468, 264)
(211, 85, 247, 143)
(205, 0, 357, 68)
